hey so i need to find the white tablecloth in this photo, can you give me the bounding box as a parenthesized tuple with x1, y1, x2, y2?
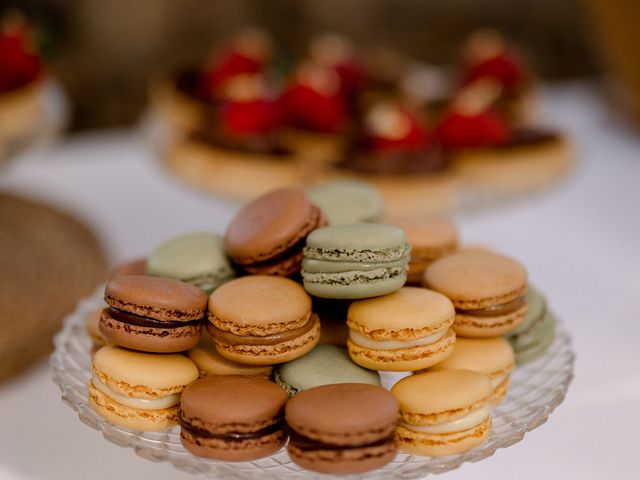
(0, 82, 638, 479)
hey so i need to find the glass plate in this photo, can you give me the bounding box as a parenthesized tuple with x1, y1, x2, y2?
(51, 289, 575, 479)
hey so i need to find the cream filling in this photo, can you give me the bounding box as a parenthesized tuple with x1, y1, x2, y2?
(400, 405, 491, 434)
(91, 376, 180, 411)
(490, 373, 508, 389)
(349, 328, 447, 351)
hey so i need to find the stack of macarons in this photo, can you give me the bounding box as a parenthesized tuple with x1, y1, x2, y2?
(83, 185, 559, 471)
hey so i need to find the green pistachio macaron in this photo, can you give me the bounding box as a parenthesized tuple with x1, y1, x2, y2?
(146, 232, 234, 293)
(306, 180, 384, 225)
(505, 286, 556, 364)
(275, 344, 380, 396)
(302, 224, 410, 299)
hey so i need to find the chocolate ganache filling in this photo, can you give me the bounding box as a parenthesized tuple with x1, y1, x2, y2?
(457, 296, 525, 317)
(496, 128, 558, 149)
(207, 314, 318, 346)
(108, 307, 203, 329)
(180, 417, 286, 442)
(289, 429, 396, 451)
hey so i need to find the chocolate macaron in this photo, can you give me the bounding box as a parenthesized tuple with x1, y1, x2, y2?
(286, 383, 399, 474)
(180, 375, 289, 461)
(225, 187, 326, 276)
(424, 250, 528, 337)
(207, 276, 320, 365)
(100, 275, 207, 353)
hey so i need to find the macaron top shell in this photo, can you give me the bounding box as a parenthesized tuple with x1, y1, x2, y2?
(180, 375, 288, 430)
(276, 345, 380, 394)
(392, 370, 492, 424)
(423, 251, 527, 309)
(306, 180, 384, 225)
(429, 337, 515, 375)
(208, 276, 312, 335)
(393, 218, 458, 251)
(104, 275, 208, 321)
(92, 345, 199, 398)
(146, 232, 233, 289)
(285, 383, 399, 445)
(224, 187, 319, 264)
(305, 223, 408, 256)
(348, 287, 455, 340)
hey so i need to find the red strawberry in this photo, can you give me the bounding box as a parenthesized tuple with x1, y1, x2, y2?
(201, 51, 264, 96)
(364, 103, 431, 152)
(462, 53, 525, 93)
(283, 63, 347, 133)
(436, 110, 510, 150)
(0, 17, 41, 92)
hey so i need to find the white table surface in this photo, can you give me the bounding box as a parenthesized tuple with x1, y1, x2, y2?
(0, 82, 638, 480)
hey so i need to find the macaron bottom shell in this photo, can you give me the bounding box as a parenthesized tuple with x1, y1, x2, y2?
(99, 309, 202, 353)
(396, 416, 492, 457)
(303, 272, 407, 300)
(208, 317, 321, 366)
(453, 303, 528, 337)
(180, 424, 288, 462)
(287, 438, 399, 474)
(347, 329, 456, 372)
(491, 377, 510, 405)
(88, 381, 179, 432)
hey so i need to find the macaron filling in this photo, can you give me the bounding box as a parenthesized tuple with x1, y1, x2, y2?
(456, 296, 525, 317)
(288, 428, 396, 451)
(106, 307, 203, 329)
(91, 376, 180, 410)
(180, 416, 286, 442)
(207, 314, 318, 346)
(348, 328, 448, 350)
(489, 372, 509, 388)
(399, 404, 491, 435)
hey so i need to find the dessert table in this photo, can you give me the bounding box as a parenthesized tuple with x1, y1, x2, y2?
(0, 81, 637, 479)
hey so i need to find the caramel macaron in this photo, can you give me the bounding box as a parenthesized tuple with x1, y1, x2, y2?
(347, 287, 456, 371)
(225, 187, 326, 276)
(427, 337, 515, 404)
(207, 276, 320, 365)
(392, 218, 458, 285)
(187, 331, 273, 378)
(392, 370, 493, 456)
(180, 375, 289, 461)
(286, 383, 399, 474)
(88, 345, 199, 431)
(424, 250, 528, 337)
(100, 275, 207, 353)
